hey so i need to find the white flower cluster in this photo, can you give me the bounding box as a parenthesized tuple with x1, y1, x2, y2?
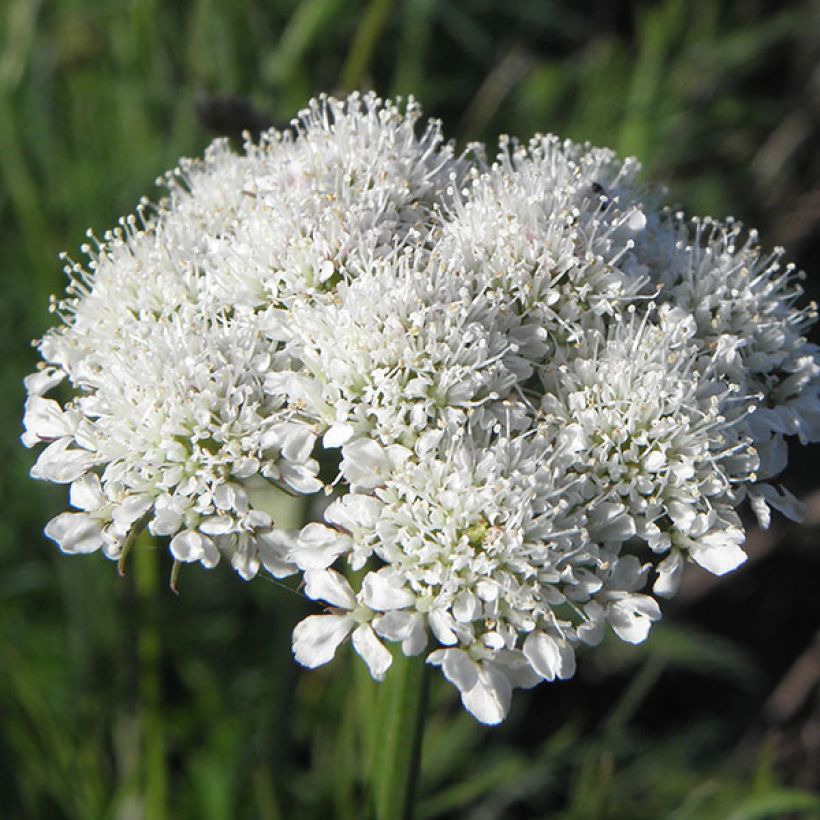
(24, 93, 819, 723)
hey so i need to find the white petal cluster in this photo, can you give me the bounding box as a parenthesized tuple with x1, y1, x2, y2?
(24, 93, 819, 724)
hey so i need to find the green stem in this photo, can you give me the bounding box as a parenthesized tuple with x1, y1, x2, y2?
(370, 650, 429, 820)
(135, 538, 168, 820)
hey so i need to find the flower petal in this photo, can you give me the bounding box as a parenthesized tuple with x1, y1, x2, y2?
(340, 438, 391, 489)
(588, 502, 636, 542)
(292, 614, 353, 668)
(438, 648, 479, 693)
(494, 649, 542, 689)
(461, 663, 512, 725)
(24, 367, 65, 397)
(69, 473, 105, 512)
(170, 529, 220, 568)
(304, 568, 356, 609)
(325, 493, 383, 532)
(111, 494, 152, 534)
(323, 422, 354, 448)
(22, 396, 76, 446)
(261, 422, 316, 463)
(150, 494, 188, 537)
(523, 631, 575, 681)
(352, 623, 392, 681)
(292, 522, 351, 570)
(45, 512, 105, 554)
(653, 550, 684, 598)
(748, 483, 806, 530)
(607, 594, 661, 644)
(361, 568, 414, 611)
(257, 528, 298, 578)
(374, 610, 426, 653)
(278, 462, 323, 494)
(31, 438, 96, 483)
(689, 528, 747, 576)
(428, 608, 458, 645)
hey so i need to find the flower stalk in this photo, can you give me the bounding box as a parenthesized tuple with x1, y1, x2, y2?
(135, 536, 168, 819)
(369, 650, 429, 820)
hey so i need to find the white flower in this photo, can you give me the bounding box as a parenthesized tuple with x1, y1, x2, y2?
(434, 133, 652, 356)
(523, 631, 577, 681)
(292, 568, 400, 681)
(25, 92, 818, 723)
(427, 649, 513, 725)
(644, 215, 820, 464)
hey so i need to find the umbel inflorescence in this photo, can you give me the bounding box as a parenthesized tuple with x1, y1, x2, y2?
(23, 93, 819, 723)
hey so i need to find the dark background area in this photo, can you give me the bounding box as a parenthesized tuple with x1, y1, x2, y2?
(1, 1, 820, 817)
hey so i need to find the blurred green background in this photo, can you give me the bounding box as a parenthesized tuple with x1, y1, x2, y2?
(2, 0, 820, 817)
